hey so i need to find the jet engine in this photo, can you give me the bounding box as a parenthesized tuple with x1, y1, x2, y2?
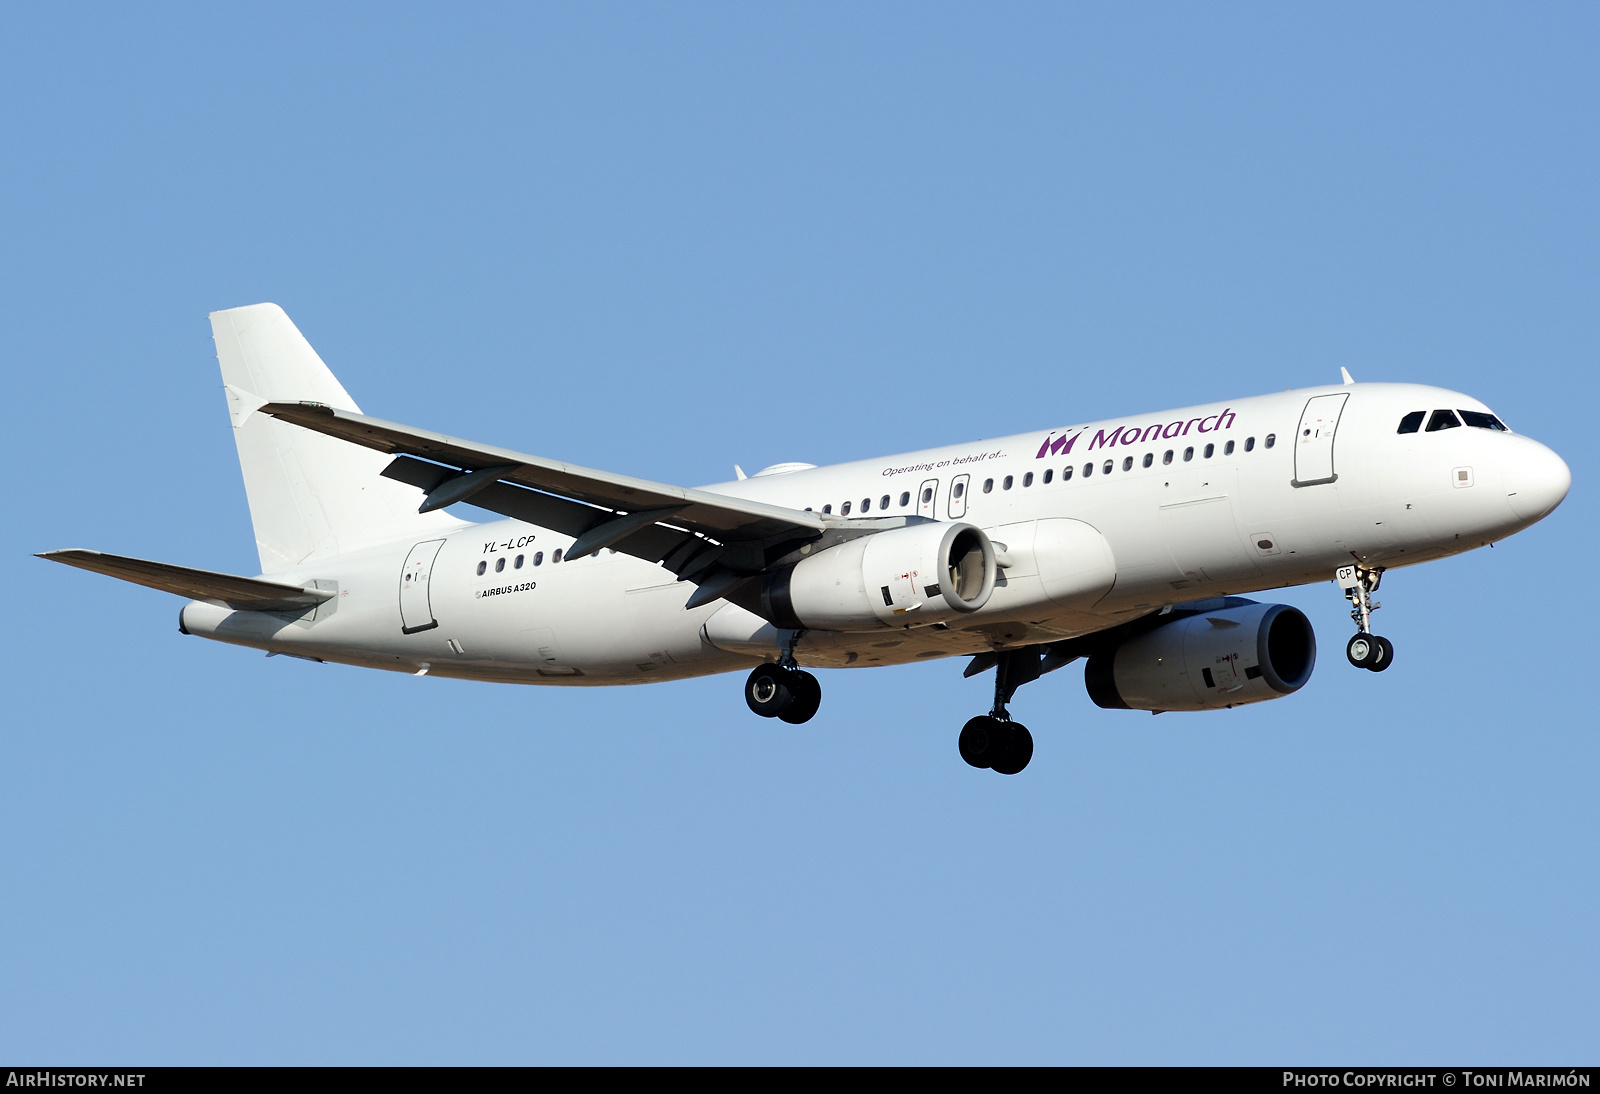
(1084, 600, 1316, 712)
(762, 521, 996, 631)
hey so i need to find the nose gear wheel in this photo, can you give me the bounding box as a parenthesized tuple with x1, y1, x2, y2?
(1339, 564, 1395, 673)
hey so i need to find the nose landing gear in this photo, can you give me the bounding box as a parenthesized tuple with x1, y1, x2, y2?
(1338, 564, 1394, 672)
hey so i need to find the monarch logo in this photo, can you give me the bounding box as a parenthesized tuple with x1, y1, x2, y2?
(1035, 431, 1083, 459)
(1036, 409, 1236, 458)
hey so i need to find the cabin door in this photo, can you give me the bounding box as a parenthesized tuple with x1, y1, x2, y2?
(399, 539, 447, 634)
(1293, 393, 1349, 487)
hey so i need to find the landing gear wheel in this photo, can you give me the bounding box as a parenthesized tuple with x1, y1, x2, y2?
(1367, 635, 1394, 673)
(959, 716, 1006, 768)
(778, 670, 822, 724)
(990, 723, 1034, 775)
(1346, 633, 1380, 669)
(745, 663, 795, 718)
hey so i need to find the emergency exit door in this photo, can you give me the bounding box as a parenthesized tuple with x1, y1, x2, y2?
(1293, 393, 1349, 487)
(948, 474, 970, 519)
(399, 539, 446, 634)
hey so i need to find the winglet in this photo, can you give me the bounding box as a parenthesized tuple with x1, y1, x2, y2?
(735, 465, 747, 481)
(1340, 367, 1355, 385)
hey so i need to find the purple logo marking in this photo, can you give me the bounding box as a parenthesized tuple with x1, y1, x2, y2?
(1036, 409, 1236, 458)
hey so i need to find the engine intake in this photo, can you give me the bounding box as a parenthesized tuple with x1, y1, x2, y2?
(763, 521, 996, 631)
(1085, 601, 1316, 712)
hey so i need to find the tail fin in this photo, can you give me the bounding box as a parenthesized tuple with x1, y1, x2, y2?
(211, 303, 463, 573)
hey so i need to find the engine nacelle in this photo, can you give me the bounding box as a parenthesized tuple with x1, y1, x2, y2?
(1085, 601, 1316, 712)
(763, 522, 996, 631)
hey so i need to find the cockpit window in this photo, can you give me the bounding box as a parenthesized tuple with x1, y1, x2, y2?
(1458, 410, 1508, 431)
(1425, 409, 1462, 432)
(1397, 411, 1425, 434)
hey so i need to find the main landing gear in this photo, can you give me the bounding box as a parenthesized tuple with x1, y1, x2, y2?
(744, 632, 821, 724)
(960, 647, 1039, 775)
(745, 663, 822, 723)
(1339, 564, 1394, 673)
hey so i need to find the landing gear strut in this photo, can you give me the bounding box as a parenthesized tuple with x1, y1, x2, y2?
(960, 647, 1038, 775)
(1338, 564, 1394, 672)
(744, 630, 822, 724)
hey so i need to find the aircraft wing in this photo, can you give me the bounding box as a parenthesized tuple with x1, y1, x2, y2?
(259, 402, 842, 602)
(38, 549, 335, 611)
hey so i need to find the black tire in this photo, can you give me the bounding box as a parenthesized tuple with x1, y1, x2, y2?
(1367, 635, 1394, 673)
(745, 663, 794, 718)
(1346, 633, 1379, 669)
(778, 670, 822, 724)
(991, 723, 1034, 775)
(959, 716, 1005, 768)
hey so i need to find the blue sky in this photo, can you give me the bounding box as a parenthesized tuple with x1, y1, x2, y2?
(2, 4, 1595, 1063)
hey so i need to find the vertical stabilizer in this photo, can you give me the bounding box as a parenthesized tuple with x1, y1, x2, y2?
(211, 303, 463, 573)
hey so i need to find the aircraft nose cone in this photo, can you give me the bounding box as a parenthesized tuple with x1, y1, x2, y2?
(1506, 439, 1571, 523)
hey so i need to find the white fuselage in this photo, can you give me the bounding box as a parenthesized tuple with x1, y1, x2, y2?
(179, 382, 1570, 684)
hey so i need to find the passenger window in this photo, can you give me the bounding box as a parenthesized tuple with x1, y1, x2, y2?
(1043, 469, 1053, 484)
(476, 560, 487, 576)
(533, 551, 543, 566)
(515, 554, 524, 569)
(899, 492, 910, 506)
(1265, 434, 1276, 448)
(880, 494, 890, 509)
(1101, 460, 1113, 475)
(1245, 436, 1255, 452)
(921, 487, 933, 503)
(553, 549, 563, 563)
(1023, 472, 1033, 487)
(1082, 463, 1093, 478)
(1163, 449, 1174, 465)
(841, 501, 852, 515)
(1397, 411, 1425, 434)
(953, 482, 965, 499)
(1142, 453, 1153, 468)
(1062, 466, 1074, 480)
(1003, 475, 1013, 490)
(822, 504, 832, 514)
(1183, 446, 1194, 462)
(1122, 456, 1132, 471)
(496, 557, 506, 573)
(1224, 440, 1234, 455)
(983, 478, 994, 493)
(1426, 409, 1461, 432)
(860, 498, 870, 512)
(1203, 443, 1214, 459)
(1459, 410, 1508, 431)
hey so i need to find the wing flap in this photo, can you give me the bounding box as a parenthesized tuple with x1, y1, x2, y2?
(38, 550, 335, 611)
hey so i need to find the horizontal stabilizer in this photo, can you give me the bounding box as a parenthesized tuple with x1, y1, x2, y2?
(37, 550, 335, 611)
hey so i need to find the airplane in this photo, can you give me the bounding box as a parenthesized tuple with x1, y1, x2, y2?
(40, 304, 1571, 775)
